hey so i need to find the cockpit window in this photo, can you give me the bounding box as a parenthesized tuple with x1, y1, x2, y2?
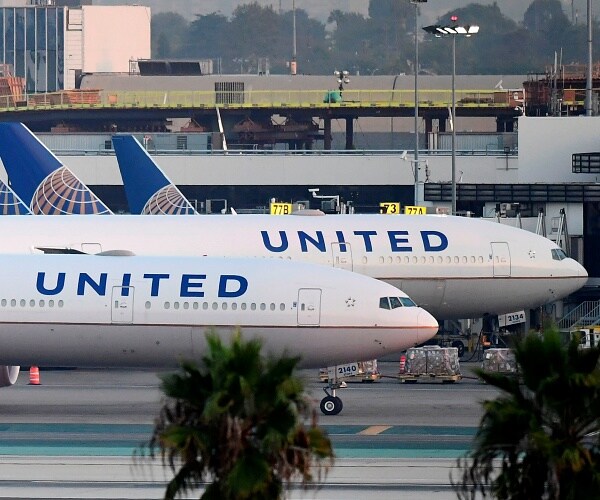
(551, 248, 568, 261)
(389, 297, 403, 309)
(379, 296, 418, 309)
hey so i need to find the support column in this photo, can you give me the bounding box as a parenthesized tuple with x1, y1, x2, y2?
(496, 117, 515, 133)
(438, 116, 446, 132)
(425, 117, 433, 134)
(496, 117, 504, 132)
(345, 117, 354, 150)
(324, 118, 332, 150)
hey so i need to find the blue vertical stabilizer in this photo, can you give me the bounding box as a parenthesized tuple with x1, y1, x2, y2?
(0, 179, 31, 214)
(0, 123, 112, 214)
(112, 135, 198, 214)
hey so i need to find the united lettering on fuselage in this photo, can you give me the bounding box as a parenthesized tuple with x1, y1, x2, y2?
(260, 229, 449, 253)
(35, 272, 249, 298)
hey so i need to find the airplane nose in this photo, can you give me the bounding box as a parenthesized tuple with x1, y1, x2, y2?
(569, 259, 589, 290)
(417, 308, 439, 344)
(577, 261, 588, 279)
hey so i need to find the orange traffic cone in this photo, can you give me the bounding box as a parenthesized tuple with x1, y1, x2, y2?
(399, 354, 407, 374)
(28, 366, 40, 385)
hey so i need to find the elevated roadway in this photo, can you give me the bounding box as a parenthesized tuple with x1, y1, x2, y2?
(0, 88, 523, 147)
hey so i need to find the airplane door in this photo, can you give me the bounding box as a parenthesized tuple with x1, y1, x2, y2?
(331, 242, 353, 271)
(297, 288, 321, 326)
(111, 286, 134, 324)
(491, 242, 511, 277)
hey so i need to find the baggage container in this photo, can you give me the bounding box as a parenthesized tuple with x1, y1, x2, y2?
(481, 348, 517, 375)
(399, 346, 461, 383)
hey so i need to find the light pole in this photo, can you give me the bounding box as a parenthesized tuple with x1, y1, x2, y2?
(586, 0, 592, 116)
(423, 18, 479, 215)
(291, 0, 297, 75)
(410, 0, 427, 205)
(334, 70, 350, 97)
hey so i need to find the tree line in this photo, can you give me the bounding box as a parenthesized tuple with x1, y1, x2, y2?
(151, 0, 600, 76)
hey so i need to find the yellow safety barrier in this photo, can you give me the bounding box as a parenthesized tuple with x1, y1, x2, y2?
(0, 88, 530, 113)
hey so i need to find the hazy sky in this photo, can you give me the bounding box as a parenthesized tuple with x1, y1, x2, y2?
(89, 1, 587, 25)
(0, 0, 586, 26)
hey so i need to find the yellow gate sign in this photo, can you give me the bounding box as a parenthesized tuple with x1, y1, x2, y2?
(270, 202, 293, 215)
(379, 202, 401, 214)
(404, 205, 427, 215)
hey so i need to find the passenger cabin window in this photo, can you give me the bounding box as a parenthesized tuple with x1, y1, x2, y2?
(552, 248, 568, 261)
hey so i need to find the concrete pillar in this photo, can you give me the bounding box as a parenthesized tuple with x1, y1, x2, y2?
(425, 117, 433, 134)
(345, 117, 354, 150)
(499, 117, 516, 133)
(324, 118, 332, 150)
(438, 116, 446, 133)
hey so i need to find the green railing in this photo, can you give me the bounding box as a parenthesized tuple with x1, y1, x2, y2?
(0, 88, 526, 112)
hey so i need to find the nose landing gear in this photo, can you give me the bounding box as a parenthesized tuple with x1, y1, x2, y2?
(320, 382, 344, 415)
(320, 391, 343, 415)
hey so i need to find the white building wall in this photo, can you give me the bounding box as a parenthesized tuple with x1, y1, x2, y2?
(81, 6, 150, 73)
(64, 8, 82, 91)
(38, 115, 600, 189)
(519, 116, 600, 183)
(61, 153, 517, 188)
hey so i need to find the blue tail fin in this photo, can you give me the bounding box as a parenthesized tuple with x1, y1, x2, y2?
(0, 123, 112, 214)
(0, 179, 31, 214)
(112, 135, 197, 214)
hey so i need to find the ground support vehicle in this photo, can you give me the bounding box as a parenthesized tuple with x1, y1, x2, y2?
(566, 327, 600, 349)
(319, 359, 381, 383)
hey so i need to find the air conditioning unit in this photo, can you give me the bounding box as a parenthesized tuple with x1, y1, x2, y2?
(321, 199, 337, 213)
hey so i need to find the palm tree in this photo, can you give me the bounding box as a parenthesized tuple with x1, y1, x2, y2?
(146, 330, 333, 500)
(453, 328, 600, 499)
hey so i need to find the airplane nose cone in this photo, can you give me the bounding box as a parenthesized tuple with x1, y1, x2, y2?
(569, 259, 589, 292)
(417, 308, 439, 344)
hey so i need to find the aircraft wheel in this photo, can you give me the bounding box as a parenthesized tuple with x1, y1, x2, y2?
(320, 395, 343, 415)
(452, 340, 465, 358)
(333, 396, 343, 414)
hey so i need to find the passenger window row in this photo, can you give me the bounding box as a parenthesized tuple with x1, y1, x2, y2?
(372, 255, 485, 265)
(1, 298, 64, 308)
(145, 301, 287, 312)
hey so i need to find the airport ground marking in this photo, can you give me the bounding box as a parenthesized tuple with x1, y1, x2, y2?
(358, 425, 393, 435)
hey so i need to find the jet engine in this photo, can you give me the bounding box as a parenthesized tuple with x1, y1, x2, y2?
(0, 366, 20, 387)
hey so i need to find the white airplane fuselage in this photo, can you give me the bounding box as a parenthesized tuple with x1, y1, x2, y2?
(0, 214, 587, 319)
(0, 254, 437, 370)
